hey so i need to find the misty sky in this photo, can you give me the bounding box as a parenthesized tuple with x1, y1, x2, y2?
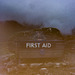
(0, 0, 75, 34)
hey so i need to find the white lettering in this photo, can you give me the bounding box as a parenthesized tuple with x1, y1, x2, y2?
(26, 43, 40, 48)
(26, 43, 51, 48)
(42, 43, 51, 48)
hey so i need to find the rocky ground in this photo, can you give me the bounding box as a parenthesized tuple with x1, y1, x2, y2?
(0, 55, 75, 75)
